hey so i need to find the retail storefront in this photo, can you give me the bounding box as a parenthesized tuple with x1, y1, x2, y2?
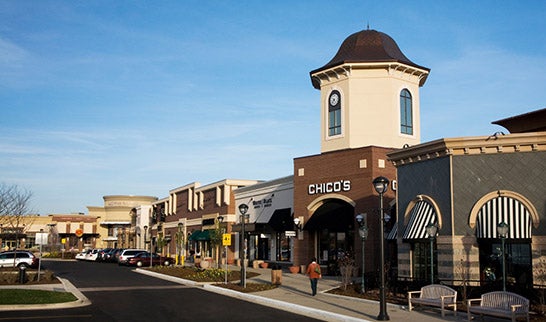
(389, 112, 546, 289)
(233, 176, 294, 265)
(293, 147, 396, 275)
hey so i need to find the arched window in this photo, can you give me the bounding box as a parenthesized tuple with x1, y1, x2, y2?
(400, 89, 413, 135)
(328, 90, 341, 136)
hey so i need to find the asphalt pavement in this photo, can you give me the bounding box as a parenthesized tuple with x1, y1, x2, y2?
(0, 263, 509, 322)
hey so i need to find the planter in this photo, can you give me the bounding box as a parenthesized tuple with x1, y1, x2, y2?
(289, 265, 300, 274)
(260, 262, 269, 269)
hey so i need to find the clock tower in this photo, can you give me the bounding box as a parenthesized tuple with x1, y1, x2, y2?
(310, 29, 430, 152)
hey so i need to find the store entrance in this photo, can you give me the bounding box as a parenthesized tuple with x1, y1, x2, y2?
(305, 199, 355, 275)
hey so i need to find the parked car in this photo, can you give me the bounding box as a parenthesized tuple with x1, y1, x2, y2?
(84, 249, 101, 261)
(0, 250, 39, 268)
(75, 250, 89, 260)
(96, 248, 112, 262)
(126, 252, 175, 267)
(101, 248, 120, 263)
(117, 249, 147, 265)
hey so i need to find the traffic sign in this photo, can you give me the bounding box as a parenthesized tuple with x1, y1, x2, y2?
(222, 233, 231, 246)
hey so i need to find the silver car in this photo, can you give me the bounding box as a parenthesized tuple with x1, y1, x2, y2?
(0, 251, 39, 268)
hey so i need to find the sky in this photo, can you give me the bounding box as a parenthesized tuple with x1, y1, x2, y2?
(1, 1, 546, 215)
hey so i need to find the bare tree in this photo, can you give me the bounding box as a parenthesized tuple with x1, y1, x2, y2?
(0, 183, 34, 260)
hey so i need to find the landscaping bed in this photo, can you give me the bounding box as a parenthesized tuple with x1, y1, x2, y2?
(145, 266, 278, 293)
(0, 267, 60, 285)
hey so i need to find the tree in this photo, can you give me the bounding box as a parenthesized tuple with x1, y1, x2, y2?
(0, 183, 34, 254)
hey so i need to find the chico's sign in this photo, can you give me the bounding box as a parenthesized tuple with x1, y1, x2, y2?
(308, 180, 351, 195)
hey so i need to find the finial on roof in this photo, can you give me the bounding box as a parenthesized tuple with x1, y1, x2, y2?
(367, 21, 370, 30)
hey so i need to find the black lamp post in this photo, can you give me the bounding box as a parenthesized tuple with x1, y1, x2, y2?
(425, 223, 438, 285)
(238, 203, 249, 288)
(177, 222, 184, 266)
(356, 213, 369, 293)
(497, 221, 508, 291)
(143, 225, 148, 251)
(218, 215, 227, 283)
(373, 176, 390, 321)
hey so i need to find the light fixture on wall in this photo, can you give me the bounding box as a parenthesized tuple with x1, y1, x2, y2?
(293, 217, 304, 231)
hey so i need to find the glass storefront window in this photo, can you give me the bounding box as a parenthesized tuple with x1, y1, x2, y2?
(411, 241, 435, 282)
(479, 240, 532, 288)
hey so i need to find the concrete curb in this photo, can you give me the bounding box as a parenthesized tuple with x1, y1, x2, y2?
(0, 277, 91, 311)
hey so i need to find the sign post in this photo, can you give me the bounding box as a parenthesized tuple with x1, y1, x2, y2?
(222, 233, 231, 284)
(35, 232, 48, 281)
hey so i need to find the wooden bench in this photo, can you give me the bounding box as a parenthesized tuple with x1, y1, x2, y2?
(408, 284, 457, 317)
(467, 291, 529, 322)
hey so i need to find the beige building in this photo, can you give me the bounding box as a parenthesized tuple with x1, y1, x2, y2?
(87, 195, 157, 249)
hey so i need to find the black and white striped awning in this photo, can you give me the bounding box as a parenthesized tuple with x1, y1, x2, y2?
(476, 196, 532, 239)
(387, 224, 398, 240)
(402, 200, 437, 240)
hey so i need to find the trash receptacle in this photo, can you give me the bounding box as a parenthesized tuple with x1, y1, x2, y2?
(271, 264, 282, 285)
(18, 266, 27, 284)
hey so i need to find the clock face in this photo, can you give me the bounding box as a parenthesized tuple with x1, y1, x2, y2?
(329, 92, 339, 106)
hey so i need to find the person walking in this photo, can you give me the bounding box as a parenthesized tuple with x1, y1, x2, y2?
(306, 257, 321, 296)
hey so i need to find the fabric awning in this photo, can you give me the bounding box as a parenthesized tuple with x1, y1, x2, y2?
(188, 230, 202, 241)
(100, 221, 131, 225)
(268, 208, 293, 231)
(387, 224, 398, 240)
(402, 200, 437, 240)
(188, 230, 211, 241)
(476, 196, 532, 239)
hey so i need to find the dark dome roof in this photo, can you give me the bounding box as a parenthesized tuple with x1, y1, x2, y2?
(310, 29, 429, 88)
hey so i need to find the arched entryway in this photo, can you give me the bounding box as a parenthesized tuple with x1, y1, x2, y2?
(470, 191, 539, 290)
(305, 198, 355, 275)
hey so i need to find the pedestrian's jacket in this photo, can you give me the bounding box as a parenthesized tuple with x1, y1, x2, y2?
(306, 261, 322, 279)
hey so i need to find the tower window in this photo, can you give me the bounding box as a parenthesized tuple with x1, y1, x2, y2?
(328, 90, 341, 136)
(400, 89, 413, 135)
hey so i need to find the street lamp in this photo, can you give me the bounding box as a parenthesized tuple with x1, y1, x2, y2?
(497, 222, 509, 291)
(238, 203, 249, 288)
(218, 215, 227, 284)
(373, 176, 390, 321)
(177, 222, 184, 266)
(425, 223, 438, 285)
(356, 213, 369, 293)
(143, 225, 148, 251)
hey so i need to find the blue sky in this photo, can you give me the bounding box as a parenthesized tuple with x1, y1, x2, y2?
(1, 1, 545, 215)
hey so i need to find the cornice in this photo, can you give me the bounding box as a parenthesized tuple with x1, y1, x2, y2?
(388, 132, 546, 166)
(311, 62, 429, 88)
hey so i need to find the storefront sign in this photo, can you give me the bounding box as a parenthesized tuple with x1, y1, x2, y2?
(308, 180, 351, 195)
(252, 197, 273, 209)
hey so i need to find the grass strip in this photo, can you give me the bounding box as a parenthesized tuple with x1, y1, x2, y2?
(0, 289, 77, 304)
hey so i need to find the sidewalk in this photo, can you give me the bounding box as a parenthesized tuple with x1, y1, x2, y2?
(137, 265, 471, 322)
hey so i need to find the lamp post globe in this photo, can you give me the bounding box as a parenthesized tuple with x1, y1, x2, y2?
(372, 176, 390, 321)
